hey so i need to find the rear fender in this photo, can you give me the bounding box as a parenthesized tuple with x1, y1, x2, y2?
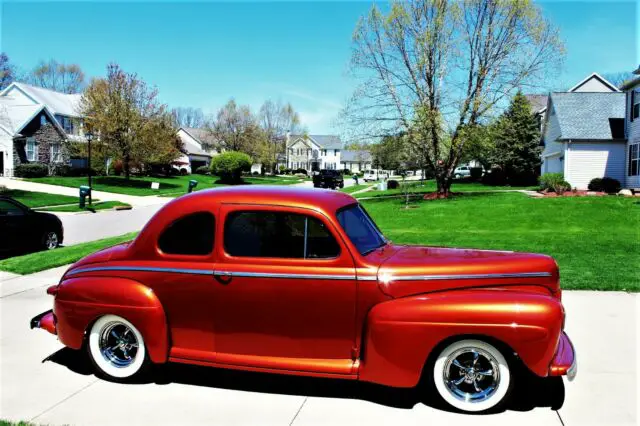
(54, 276, 169, 364)
(358, 289, 563, 387)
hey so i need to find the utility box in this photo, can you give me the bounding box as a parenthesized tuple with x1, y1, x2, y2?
(188, 180, 198, 193)
(79, 186, 91, 208)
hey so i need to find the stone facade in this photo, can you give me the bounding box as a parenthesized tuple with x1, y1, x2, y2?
(13, 112, 70, 173)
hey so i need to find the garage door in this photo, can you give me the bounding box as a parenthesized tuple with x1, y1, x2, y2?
(567, 142, 626, 189)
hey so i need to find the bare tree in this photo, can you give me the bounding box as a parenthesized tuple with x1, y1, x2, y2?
(601, 71, 636, 89)
(259, 100, 300, 172)
(344, 0, 564, 195)
(0, 53, 15, 90)
(27, 59, 85, 93)
(171, 107, 205, 128)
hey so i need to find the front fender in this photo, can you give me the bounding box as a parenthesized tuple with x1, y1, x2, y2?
(359, 289, 563, 387)
(54, 277, 169, 364)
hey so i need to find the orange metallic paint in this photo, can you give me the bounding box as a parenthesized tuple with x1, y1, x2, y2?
(32, 187, 575, 388)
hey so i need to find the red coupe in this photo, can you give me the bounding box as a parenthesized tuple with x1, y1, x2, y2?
(32, 187, 576, 413)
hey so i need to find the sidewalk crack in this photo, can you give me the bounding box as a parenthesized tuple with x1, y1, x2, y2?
(29, 379, 98, 422)
(289, 396, 308, 426)
(556, 410, 566, 426)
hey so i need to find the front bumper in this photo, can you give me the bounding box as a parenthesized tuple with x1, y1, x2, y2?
(549, 331, 577, 381)
(30, 310, 57, 335)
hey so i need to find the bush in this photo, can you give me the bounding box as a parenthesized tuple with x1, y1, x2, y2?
(294, 168, 307, 175)
(210, 151, 251, 183)
(387, 179, 399, 189)
(195, 165, 210, 175)
(539, 173, 571, 194)
(15, 163, 49, 178)
(279, 165, 286, 174)
(469, 167, 483, 180)
(252, 171, 259, 176)
(588, 177, 621, 194)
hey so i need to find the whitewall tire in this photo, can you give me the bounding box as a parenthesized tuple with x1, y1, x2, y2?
(432, 339, 512, 413)
(88, 315, 147, 380)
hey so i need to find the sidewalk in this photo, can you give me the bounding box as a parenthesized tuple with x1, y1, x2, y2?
(0, 177, 170, 207)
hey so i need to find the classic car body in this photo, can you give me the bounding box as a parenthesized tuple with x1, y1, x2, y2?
(32, 187, 576, 413)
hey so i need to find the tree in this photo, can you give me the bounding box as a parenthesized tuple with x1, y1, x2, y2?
(27, 59, 85, 93)
(259, 100, 300, 172)
(489, 92, 542, 185)
(0, 53, 15, 90)
(208, 99, 265, 159)
(601, 71, 636, 89)
(80, 63, 179, 179)
(171, 107, 205, 128)
(344, 0, 564, 196)
(210, 151, 251, 183)
(371, 134, 407, 171)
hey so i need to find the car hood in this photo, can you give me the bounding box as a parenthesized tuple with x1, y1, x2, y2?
(375, 245, 559, 298)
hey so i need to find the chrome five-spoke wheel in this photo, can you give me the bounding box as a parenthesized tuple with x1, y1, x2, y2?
(43, 231, 59, 250)
(88, 315, 147, 380)
(433, 339, 512, 412)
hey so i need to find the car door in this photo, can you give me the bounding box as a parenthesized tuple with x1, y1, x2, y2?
(212, 204, 357, 376)
(0, 199, 29, 251)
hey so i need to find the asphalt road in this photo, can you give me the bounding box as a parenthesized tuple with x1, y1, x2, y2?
(0, 266, 637, 426)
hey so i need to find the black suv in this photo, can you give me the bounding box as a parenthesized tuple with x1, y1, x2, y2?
(312, 169, 344, 190)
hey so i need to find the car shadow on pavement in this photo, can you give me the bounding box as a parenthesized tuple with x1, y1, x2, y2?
(46, 348, 564, 414)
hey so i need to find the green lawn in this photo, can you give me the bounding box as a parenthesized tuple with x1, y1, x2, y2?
(2, 189, 79, 208)
(361, 180, 537, 198)
(340, 184, 373, 194)
(25, 174, 304, 196)
(36, 201, 131, 213)
(0, 232, 137, 275)
(362, 193, 639, 292)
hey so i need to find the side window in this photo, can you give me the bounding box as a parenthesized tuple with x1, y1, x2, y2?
(158, 212, 215, 255)
(224, 211, 339, 259)
(0, 200, 25, 216)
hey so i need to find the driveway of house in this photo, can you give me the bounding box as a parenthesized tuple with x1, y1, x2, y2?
(0, 265, 636, 426)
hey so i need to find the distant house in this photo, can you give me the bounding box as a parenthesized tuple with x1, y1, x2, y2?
(621, 65, 640, 190)
(176, 127, 218, 170)
(286, 134, 342, 172)
(340, 150, 373, 172)
(0, 82, 82, 176)
(540, 73, 627, 189)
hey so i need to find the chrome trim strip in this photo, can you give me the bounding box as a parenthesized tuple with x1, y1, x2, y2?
(215, 271, 356, 281)
(391, 272, 552, 281)
(67, 266, 214, 276)
(356, 276, 378, 281)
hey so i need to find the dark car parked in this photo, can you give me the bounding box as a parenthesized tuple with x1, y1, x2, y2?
(312, 169, 344, 190)
(0, 196, 63, 253)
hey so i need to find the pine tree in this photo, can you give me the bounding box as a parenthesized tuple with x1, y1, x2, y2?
(491, 92, 542, 185)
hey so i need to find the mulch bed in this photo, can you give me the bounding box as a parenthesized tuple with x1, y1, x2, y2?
(537, 190, 606, 197)
(422, 192, 463, 200)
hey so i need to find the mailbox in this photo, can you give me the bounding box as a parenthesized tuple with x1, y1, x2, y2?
(79, 185, 91, 208)
(188, 180, 198, 193)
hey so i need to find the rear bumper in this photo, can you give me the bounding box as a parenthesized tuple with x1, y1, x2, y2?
(549, 331, 577, 381)
(30, 310, 57, 335)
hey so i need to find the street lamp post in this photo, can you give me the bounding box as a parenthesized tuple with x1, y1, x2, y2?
(85, 131, 94, 205)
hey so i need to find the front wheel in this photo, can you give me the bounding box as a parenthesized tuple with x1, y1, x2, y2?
(87, 315, 148, 380)
(42, 231, 60, 250)
(431, 339, 512, 413)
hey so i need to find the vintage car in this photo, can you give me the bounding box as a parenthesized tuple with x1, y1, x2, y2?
(31, 187, 576, 413)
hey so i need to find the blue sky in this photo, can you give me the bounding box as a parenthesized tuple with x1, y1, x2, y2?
(1, 1, 637, 133)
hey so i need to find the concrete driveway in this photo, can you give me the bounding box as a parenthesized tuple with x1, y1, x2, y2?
(1, 268, 637, 426)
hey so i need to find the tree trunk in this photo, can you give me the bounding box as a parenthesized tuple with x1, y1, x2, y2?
(435, 172, 452, 197)
(124, 154, 131, 180)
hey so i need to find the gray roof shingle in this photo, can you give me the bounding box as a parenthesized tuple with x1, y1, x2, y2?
(341, 150, 372, 162)
(524, 94, 548, 113)
(289, 134, 342, 149)
(550, 92, 625, 140)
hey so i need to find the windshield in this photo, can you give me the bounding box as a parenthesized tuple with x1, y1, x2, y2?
(336, 204, 387, 256)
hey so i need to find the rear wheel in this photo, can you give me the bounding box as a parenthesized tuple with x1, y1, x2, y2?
(431, 339, 512, 413)
(87, 315, 148, 380)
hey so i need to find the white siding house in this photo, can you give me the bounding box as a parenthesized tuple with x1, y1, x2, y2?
(285, 135, 342, 172)
(176, 127, 217, 170)
(622, 67, 640, 189)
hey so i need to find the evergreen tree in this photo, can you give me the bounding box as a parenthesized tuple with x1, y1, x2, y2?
(490, 92, 542, 185)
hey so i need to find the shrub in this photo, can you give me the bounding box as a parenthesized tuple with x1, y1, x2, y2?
(539, 173, 570, 194)
(588, 177, 621, 194)
(279, 165, 286, 174)
(195, 165, 210, 175)
(294, 168, 307, 175)
(0, 185, 8, 194)
(210, 151, 251, 183)
(15, 163, 49, 178)
(252, 171, 259, 176)
(469, 167, 483, 180)
(387, 179, 399, 189)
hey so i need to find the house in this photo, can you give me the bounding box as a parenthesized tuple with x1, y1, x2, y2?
(286, 134, 342, 172)
(176, 127, 218, 170)
(340, 150, 373, 172)
(0, 83, 79, 176)
(540, 73, 627, 189)
(621, 65, 640, 190)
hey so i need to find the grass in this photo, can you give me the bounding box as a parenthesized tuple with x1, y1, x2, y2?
(362, 180, 538, 198)
(25, 174, 304, 196)
(340, 184, 372, 194)
(1, 189, 79, 208)
(36, 201, 131, 213)
(0, 232, 137, 275)
(362, 193, 640, 292)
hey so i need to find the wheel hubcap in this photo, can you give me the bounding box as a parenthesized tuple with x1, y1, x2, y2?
(45, 232, 58, 249)
(443, 347, 500, 403)
(99, 322, 139, 368)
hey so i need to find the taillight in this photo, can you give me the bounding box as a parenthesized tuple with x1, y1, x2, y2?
(46, 285, 58, 296)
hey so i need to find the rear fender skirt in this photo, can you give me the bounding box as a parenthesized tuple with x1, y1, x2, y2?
(54, 277, 169, 364)
(358, 289, 563, 388)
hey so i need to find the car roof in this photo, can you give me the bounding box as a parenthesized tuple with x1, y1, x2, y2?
(176, 186, 357, 214)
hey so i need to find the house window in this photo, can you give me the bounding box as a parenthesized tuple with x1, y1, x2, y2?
(629, 143, 639, 177)
(51, 144, 61, 163)
(335, 149, 339, 155)
(26, 138, 38, 161)
(55, 115, 74, 134)
(321, 149, 327, 156)
(633, 89, 640, 120)
(40, 115, 47, 126)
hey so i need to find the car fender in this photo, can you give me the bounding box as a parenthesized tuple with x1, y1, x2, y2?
(54, 276, 169, 364)
(358, 289, 563, 387)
